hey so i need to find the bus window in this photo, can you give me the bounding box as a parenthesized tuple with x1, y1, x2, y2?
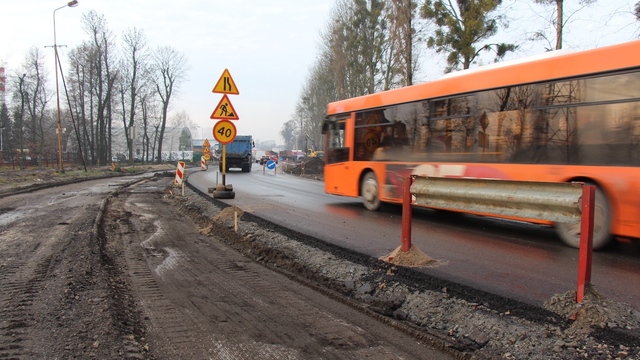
(354, 110, 391, 161)
(326, 118, 349, 164)
(421, 95, 479, 161)
(354, 106, 427, 161)
(383, 102, 427, 150)
(576, 102, 640, 166)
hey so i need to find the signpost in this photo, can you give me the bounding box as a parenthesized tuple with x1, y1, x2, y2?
(263, 159, 277, 176)
(202, 139, 211, 169)
(210, 69, 240, 199)
(212, 120, 237, 186)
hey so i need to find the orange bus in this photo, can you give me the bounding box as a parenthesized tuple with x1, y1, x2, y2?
(323, 40, 640, 250)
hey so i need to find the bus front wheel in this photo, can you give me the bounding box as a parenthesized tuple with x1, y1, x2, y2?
(554, 184, 612, 250)
(361, 172, 381, 211)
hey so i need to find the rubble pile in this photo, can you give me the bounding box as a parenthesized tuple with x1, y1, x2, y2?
(280, 157, 324, 176)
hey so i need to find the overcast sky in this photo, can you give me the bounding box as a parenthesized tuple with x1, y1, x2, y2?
(2, 1, 638, 145)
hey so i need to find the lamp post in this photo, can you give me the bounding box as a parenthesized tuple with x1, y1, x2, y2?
(53, 0, 78, 172)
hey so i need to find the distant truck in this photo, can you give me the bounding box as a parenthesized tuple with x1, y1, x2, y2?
(216, 135, 254, 172)
(279, 150, 294, 162)
(278, 149, 305, 162)
(254, 150, 266, 163)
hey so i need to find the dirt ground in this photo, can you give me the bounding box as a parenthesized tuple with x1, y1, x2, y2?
(1, 165, 639, 359)
(2, 165, 450, 359)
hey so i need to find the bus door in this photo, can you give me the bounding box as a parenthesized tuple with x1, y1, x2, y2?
(323, 115, 356, 195)
(323, 116, 350, 164)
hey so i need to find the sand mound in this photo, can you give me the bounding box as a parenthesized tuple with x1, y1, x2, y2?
(379, 245, 436, 268)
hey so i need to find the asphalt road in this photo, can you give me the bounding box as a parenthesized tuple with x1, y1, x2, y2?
(189, 163, 640, 311)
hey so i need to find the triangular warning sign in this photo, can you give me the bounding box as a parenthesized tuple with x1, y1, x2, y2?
(212, 69, 239, 95)
(210, 94, 239, 120)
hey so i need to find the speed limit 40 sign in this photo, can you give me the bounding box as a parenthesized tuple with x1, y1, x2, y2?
(213, 120, 237, 144)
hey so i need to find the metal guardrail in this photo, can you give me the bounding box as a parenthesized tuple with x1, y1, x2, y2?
(410, 177, 583, 224)
(400, 176, 595, 304)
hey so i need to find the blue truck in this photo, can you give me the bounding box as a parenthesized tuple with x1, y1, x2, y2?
(216, 135, 254, 172)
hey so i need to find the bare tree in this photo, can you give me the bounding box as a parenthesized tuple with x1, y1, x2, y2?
(532, 0, 597, 50)
(386, 0, 421, 87)
(138, 89, 158, 163)
(79, 10, 117, 166)
(297, 52, 336, 151)
(20, 47, 53, 164)
(67, 43, 94, 164)
(120, 27, 150, 164)
(327, 0, 389, 98)
(10, 73, 28, 169)
(280, 119, 298, 150)
(0, 102, 11, 161)
(152, 46, 188, 164)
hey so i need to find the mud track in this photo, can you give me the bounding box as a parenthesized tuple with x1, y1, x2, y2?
(98, 175, 455, 359)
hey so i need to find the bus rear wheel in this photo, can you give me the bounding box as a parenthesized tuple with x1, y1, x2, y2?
(361, 172, 381, 211)
(554, 184, 612, 250)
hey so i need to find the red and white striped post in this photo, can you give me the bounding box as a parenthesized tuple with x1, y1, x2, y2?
(175, 161, 186, 196)
(201, 157, 206, 171)
(175, 161, 185, 185)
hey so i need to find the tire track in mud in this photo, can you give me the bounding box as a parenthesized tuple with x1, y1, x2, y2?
(106, 196, 207, 358)
(0, 254, 54, 359)
(103, 181, 454, 360)
(0, 188, 110, 359)
(108, 196, 262, 359)
(0, 172, 176, 359)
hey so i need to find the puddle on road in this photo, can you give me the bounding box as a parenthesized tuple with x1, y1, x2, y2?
(0, 208, 35, 227)
(155, 247, 183, 278)
(138, 218, 185, 279)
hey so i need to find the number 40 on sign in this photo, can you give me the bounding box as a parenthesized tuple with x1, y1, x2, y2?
(213, 120, 237, 145)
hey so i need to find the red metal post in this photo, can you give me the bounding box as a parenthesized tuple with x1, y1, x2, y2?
(401, 176, 413, 252)
(576, 185, 595, 303)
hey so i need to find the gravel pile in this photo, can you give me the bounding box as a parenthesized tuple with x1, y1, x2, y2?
(279, 157, 324, 177)
(177, 181, 640, 359)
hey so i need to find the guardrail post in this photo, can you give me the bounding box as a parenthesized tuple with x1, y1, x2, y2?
(401, 176, 413, 252)
(576, 184, 596, 303)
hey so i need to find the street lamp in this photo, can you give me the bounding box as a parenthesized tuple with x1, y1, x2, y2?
(53, 0, 78, 172)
